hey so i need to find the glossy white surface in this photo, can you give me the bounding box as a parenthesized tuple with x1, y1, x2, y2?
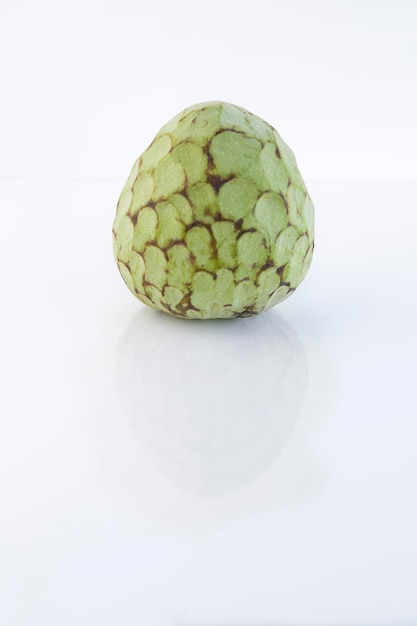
(1, 180, 416, 625)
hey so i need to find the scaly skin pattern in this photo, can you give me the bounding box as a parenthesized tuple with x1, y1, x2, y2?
(113, 101, 314, 319)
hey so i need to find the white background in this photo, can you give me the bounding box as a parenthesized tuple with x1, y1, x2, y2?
(1, 0, 416, 181)
(1, 1, 417, 625)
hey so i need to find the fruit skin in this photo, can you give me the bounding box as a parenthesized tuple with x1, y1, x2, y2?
(113, 101, 314, 319)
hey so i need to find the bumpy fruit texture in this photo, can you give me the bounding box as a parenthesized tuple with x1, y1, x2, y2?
(113, 101, 314, 319)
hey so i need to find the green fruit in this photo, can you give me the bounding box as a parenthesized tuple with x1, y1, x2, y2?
(113, 101, 314, 319)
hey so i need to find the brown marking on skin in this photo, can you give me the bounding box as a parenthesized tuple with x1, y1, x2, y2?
(275, 146, 281, 159)
(302, 241, 314, 264)
(129, 212, 138, 225)
(169, 308, 187, 319)
(276, 265, 286, 279)
(295, 197, 306, 220)
(189, 250, 196, 266)
(182, 188, 194, 208)
(253, 260, 276, 289)
(279, 191, 289, 210)
(238, 122, 266, 147)
(176, 292, 199, 315)
(251, 114, 276, 134)
(162, 239, 188, 252)
(203, 269, 218, 280)
(236, 227, 257, 239)
(206, 174, 224, 192)
(172, 190, 188, 201)
(130, 249, 146, 263)
(222, 127, 263, 150)
(206, 172, 235, 192)
(118, 259, 131, 271)
(158, 294, 182, 317)
(206, 226, 219, 263)
(217, 127, 250, 138)
(203, 145, 215, 171)
(202, 143, 212, 156)
(261, 259, 274, 271)
(179, 110, 190, 123)
(142, 239, 158, 250)
(204, 126, 261, 170)
(182, 168, 190, 190)
(236, 307, 257, 318)
(185, 220, 212, 232)
(234, 218, 243, 230)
